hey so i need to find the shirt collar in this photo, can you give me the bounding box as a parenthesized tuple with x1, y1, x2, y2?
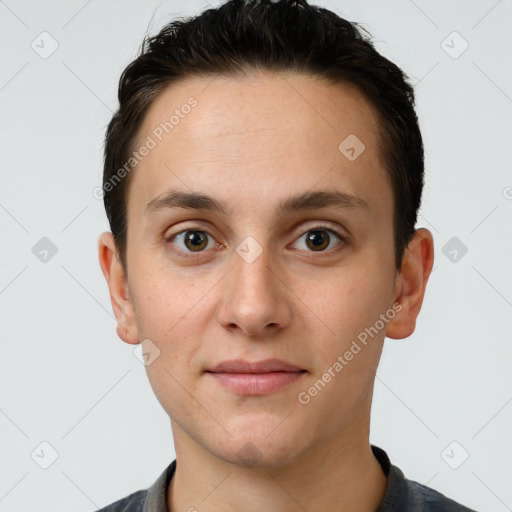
(142, 445, 403, 512)
(143, 459, 176, 511)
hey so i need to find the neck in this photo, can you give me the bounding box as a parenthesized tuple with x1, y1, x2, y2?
(167, 403, 387, 512)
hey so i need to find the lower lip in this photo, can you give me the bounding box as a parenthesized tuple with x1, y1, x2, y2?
(207, 371, 306, 395)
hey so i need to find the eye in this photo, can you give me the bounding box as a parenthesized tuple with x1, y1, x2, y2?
(292, 226, 346, 252)
(165, 225, 347, 258)
(166, 229, 217, 253)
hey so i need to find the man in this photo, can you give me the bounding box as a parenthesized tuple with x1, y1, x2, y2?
(97, 0, 477, 510)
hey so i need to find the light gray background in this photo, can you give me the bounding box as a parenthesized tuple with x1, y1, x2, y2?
(1, 0, 511, 510)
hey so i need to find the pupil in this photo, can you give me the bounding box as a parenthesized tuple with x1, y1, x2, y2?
(307, 230, 329, 251)
(186, 231, 207, 251)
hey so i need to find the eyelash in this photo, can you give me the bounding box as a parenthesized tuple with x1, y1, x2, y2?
(163, 224, 348, 259)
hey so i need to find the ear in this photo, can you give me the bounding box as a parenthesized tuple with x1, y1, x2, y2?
(98, 231, 140, 345)
(386, 228, 434, 340)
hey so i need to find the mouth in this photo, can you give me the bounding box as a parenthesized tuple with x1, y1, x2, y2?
(204, 358, 307, 395)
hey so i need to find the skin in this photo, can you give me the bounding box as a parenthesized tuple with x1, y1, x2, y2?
(98, 71, 434, 512)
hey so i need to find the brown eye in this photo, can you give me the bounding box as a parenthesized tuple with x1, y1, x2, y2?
(293, 227, 346, 253)
(305, 230, 330, 251)
(168, 230, 215, 253)
(184, 231, 209, 251)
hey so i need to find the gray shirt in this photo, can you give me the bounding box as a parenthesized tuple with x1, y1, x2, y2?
(96, 445, 477, 511)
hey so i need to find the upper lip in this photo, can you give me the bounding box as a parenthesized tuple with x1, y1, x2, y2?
(206, 358, 305, 373)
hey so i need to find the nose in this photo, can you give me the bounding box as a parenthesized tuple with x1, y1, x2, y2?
(216, 243, 292, 338)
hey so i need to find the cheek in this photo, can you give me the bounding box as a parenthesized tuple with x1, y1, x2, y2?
(140, 298, 206, 421)
(133, 264, 224, 344)
(301, 265, 390, 348)
(130, 286, 198, 401)
(132, 265, 205, 337)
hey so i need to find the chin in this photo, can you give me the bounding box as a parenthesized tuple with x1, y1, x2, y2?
(210, 418, 310, 470)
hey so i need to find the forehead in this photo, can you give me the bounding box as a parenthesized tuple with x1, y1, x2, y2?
(138, 71, 381, 146)
(128, 71, 390, 220)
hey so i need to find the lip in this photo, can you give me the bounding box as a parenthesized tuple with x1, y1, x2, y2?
(205, 358, 306, 395)
(206, 358, 304, 373)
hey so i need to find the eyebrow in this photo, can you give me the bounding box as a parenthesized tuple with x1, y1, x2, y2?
(144, 188, 369, 217)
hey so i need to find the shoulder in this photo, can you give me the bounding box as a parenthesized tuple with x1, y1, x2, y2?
(94, 460, 176, 512)
(403, 475, 478, 512)
(371, 445, 477, 512)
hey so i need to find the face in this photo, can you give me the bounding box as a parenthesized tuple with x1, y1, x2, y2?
(103, 71, 405, 468)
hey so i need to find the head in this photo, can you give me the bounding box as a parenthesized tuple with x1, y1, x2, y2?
(99, 0, 434, 468)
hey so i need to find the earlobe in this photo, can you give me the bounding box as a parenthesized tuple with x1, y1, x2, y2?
(98, 231, 140, 345)
(386, 228, 434, 340)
